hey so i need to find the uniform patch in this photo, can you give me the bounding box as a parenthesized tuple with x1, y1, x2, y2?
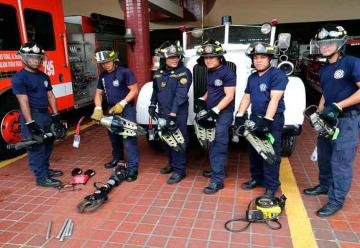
(214, 79, 223, 86)
(259, 83, 267, 92)
(160, 81, 167, 88)
(44, 80, 48, 88)
(334, 69, 345, 79)
(113, 79, 119, 87)
(180, 77, 187, 84)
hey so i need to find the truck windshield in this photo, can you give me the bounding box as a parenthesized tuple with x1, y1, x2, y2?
(0, 3, 21, 51)
(184, 25, 271, 50)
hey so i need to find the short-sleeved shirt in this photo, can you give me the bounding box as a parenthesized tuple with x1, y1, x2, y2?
(12, 69, 52, 109)
(320, 55, 360, 111)
(206, 64, 236, 112)
(97, 65, 137, 106)
(245, 67, 288, 116)
(151, 65, 192, 116)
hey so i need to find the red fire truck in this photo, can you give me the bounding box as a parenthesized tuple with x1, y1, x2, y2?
(0, 0, 124, 159)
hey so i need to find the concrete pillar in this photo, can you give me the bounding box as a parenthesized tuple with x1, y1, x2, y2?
(122, 0, 151, 86)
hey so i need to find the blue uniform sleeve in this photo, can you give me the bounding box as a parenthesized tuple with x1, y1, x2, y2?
(150, 79, 158, 105)
(244, 80, 251, 94)
(223, 68, 236, 87)
(45, 75, 52, 91)
(119, 68, 137, 86)
(11, 73, 27, 95)
(351, 57, 360, 83)
(270, 69, 288, 90)
(97, 77, 104, 90)
(171, 69, 192, 114)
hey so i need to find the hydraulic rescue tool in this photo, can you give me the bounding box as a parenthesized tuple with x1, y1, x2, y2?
(77, 162, 127, 213)
(73, 115, 146, 148)
(99, 115, 147, 137)
(225, 194, 287, 232)
(6, 122, 67, 150)
(303, 105, 339, 140)
(194, 110, 216, 150)
(149, 113, 186, 152)
(235, 120, 276, 165)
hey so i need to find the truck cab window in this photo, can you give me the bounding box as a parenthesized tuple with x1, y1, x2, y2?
(0, 3, 21, 50)
(24, 9, 55, 50)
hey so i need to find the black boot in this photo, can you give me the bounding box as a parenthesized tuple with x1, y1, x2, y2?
(203, 182, 224, 194)
(48, 169, 63, 177)
(37, 177, 62, 188)
(264, 189, 276, 197)
(303, 185, 328, 196)
(160, 164, 173, 174)
(167, 173, 186, 185)
(241, 179, 262, 190)
(104, 159, 120, 169)
(316, 202, 343, 217)
(202, 170, 212, 178)
(126, 169, 138, 182)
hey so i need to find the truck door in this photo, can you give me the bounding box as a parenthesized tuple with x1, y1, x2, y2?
(20, 0, 73, 111)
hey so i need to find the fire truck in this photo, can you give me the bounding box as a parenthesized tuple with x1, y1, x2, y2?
(0, 0, 124, 159)
(136, 19, 306, 156)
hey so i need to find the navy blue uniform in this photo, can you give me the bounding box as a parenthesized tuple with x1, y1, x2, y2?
(150, 65, 192, 176)
(97, 66, 139, 172)
(207, 65, 236, 184)
(245, 67, 288, 191)
(12, 69, 53, 180)
(317, 55, 360, 206)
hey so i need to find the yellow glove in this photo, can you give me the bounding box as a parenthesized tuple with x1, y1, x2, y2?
(109, 100, 127, 115)
(91, 107, 103, 121)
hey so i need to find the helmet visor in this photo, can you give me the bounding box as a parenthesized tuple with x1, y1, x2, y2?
(158, 45, 183, 58)
(21, 54, 44, 69)
(310, 38, 346, 55)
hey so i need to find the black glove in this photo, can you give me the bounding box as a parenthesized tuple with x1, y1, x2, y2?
(194, 98, 207, 113)
(148, 104, 156, 118)
(50, 113, 67, 139)
(26, 121, 45, 141)
(163, 115, 177, 135)
(51, 113, 61, 127)
(196, 109, 219, 128)
(234, 112, 248, 136)
(319, 103, 342, 126)
(235, 112, 248, 127)
(254, 117, 273, 139)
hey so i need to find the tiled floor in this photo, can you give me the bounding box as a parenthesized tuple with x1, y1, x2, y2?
(0, 122, 359, 248)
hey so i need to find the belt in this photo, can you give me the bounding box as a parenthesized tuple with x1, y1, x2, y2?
(338, 109, 360, 118)
(31, 108, 49, 113)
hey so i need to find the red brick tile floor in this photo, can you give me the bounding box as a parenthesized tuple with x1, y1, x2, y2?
(0, 122, 359, 247)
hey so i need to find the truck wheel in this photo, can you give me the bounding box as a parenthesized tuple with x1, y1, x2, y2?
(281, 135, 296, 157)
(0, 93, 25, 160)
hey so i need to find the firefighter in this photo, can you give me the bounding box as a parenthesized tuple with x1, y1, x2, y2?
(195, 40, 236, 194)
(11, 42, 63, 187)
(235, 42, 288, 197)
(148, 41, 192, 184)
(304, 24, 360, 217)
(91, 49, 140, 182)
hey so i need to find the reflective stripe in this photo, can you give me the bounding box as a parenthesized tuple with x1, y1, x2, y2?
(52, 82, 73, 98)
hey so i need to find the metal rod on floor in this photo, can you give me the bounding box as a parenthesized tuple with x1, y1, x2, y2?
(45, 220, 52, 240)
(56, 218, 70, 239)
